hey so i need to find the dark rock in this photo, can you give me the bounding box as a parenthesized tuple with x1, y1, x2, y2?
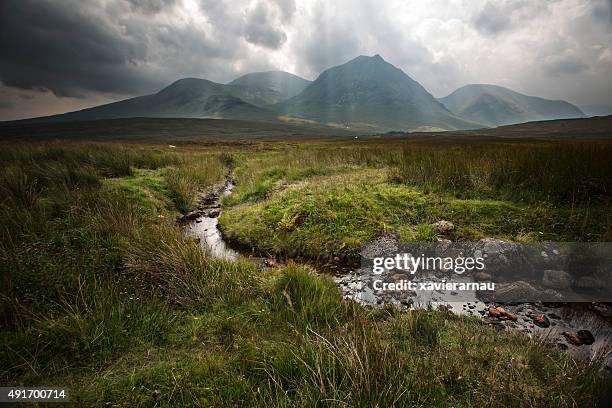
(473, 271, 492, 281)
(531, 314, 550, 328)
(576, 330, 595, 345)
(562, 330, 595, 346)
(185, 210, 201, 220)
(208, 208, 221, 218)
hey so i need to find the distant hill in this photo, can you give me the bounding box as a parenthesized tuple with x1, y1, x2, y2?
(274, 55, 479, 131)
(439, 84, 585, 126)
(580, 104, 612, 117)
(8, 56, 594, 132)
(20, 78, 277, 123)
(228, 71, 311, 106)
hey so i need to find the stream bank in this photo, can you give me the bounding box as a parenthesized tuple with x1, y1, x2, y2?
(181, 178, 611, 370)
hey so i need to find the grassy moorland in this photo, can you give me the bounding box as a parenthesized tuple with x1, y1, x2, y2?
(0, 140, 609, 406)
(220, 141, 611, 264)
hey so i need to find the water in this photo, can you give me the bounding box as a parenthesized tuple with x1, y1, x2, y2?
(185, 180, 240, 261)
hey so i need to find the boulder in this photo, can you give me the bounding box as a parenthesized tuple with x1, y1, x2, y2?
(531, 314, 551, 328)
(184, 210, 201, 220)
(562, 330, 595, 346)
(434, 220, 454, 235)
(542, 270, 572, 290)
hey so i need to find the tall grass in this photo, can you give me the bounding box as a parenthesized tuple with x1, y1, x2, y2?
(0, 141, 606, 406)
(165, 154, 227, 213)
(391, 141, 612, 204)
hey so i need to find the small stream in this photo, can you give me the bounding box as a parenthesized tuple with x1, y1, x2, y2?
(184, 178, 611, 369)
(185, 180, 239, 261)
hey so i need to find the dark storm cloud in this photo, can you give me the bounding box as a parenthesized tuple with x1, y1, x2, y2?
(0, 0, 158, 97)
(471, 0, 543, 37)
(244, 1, 288, 49)
(472, 2, 514, 36)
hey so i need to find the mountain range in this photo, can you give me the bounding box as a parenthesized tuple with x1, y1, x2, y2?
(438, 84, 585, 127)
(14, 55, 586, 131)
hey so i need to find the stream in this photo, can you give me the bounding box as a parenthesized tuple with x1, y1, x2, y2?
(184, 178, 612, 370)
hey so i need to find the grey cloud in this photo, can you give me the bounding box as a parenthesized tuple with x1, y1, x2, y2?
(271, 0, 296, 22)
(472, 2, 513, 36)
(544, 57, 589, 76)
(127, 0, 177, 14)
(0, 0, 254, 98)
(591, 0, 612, 26)
(0, 0, 157, 97)
(471, 0, 544, 37)
(244, 2, 287, 49)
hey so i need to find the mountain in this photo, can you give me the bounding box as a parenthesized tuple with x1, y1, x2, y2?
(24, 78, 276, 123)
(439, 84, 585, 126)
(273, 55, 479, 131)
(580, 104, 612, 117)
(228, 71, 311, 106)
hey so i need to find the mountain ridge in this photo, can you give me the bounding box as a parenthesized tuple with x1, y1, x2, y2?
(7, 56, 587, 132)
(439, 84, 585, 126)
(273, 55, 478, 131)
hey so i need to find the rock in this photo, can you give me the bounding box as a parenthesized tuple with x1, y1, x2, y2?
(400, 298, 414, 307)
(434, 220, 454, 235)
(531, 314, 550, 328)
(576, 330, 595, 345)
(487, 306, 517, 321)
(195, 219, 202, 223)
(208, 208, 221, 218)
(542, 270, 571, 290)
(473, 271, 492, 281)
(185, 210, 201, 220)
(562, 330, 595, 346)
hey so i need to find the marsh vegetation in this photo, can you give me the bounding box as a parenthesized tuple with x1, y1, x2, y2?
(1, 139, 609, 406)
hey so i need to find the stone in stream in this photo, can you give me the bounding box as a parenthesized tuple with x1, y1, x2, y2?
(184, 210, 202, 220)
(531, 314, 551, 328)
(208, 208, 221, 218)
(473, 271, 492, 282)
(562, 330, 595, 346)
(487, 306, 518, 321)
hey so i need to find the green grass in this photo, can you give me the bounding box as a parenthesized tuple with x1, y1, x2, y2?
(221, 168, 609, 264)
(0, 141, 608, 406)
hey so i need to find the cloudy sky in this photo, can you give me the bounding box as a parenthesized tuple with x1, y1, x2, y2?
(1, 0, 610, 120)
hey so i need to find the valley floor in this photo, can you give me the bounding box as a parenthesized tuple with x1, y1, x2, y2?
(1, 138, 610, 406)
